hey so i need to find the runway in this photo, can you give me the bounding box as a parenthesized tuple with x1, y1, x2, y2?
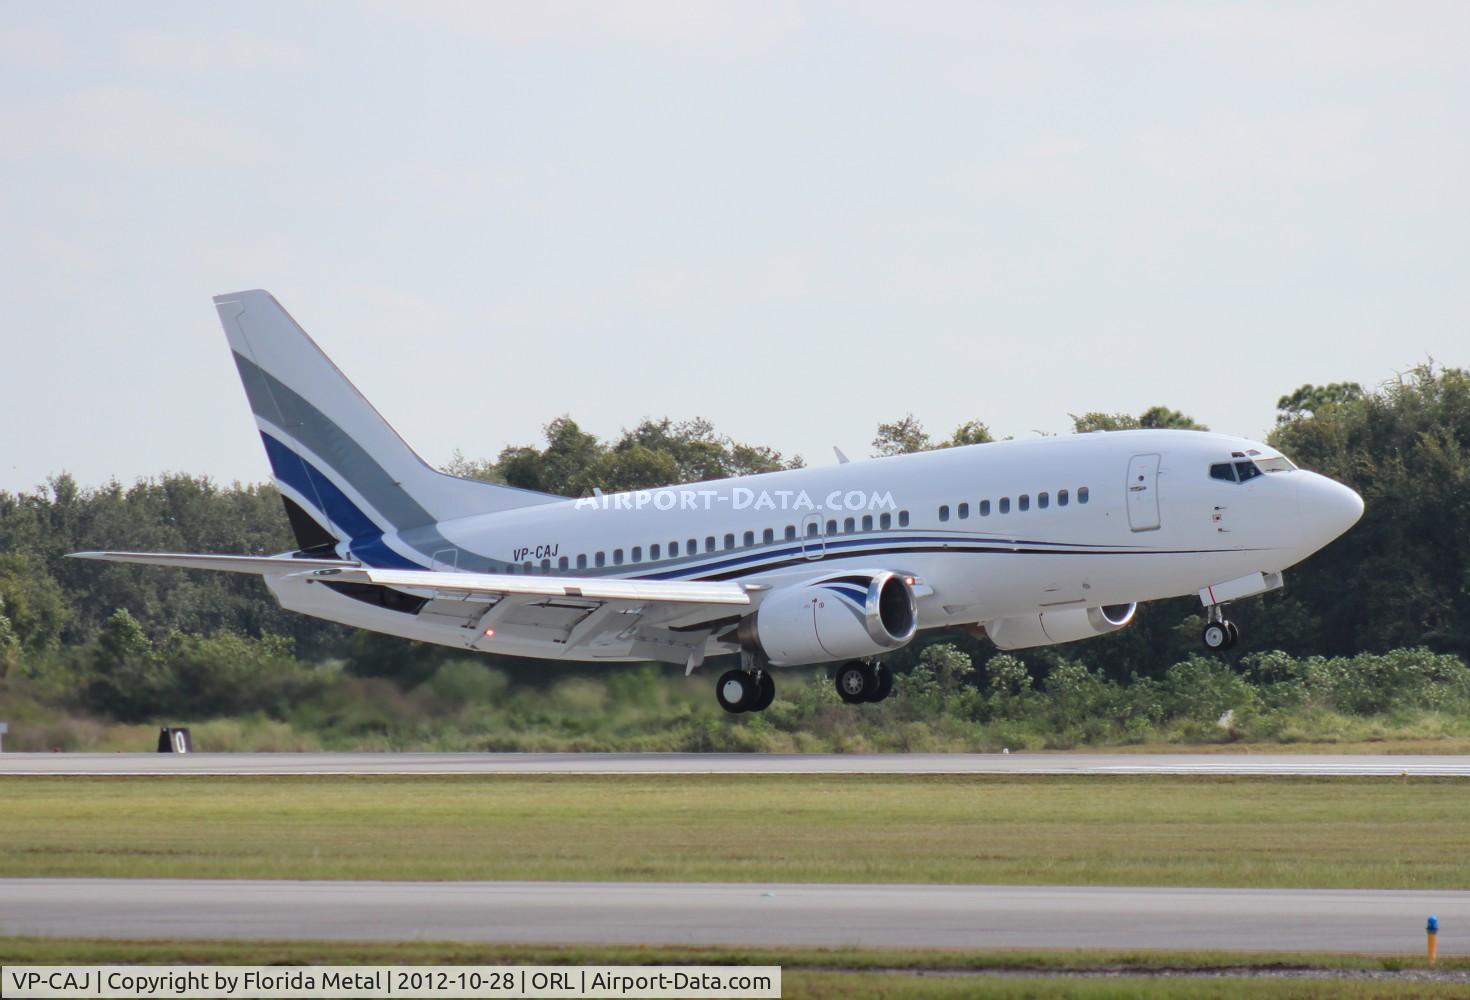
(1, 879, 1463, 953)
(3, 751, 1470, 776)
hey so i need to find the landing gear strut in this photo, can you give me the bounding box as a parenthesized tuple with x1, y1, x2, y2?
(834, 661, 894, 704)
(716, 667, 776, 714)
(1201, 607, 1239, 651)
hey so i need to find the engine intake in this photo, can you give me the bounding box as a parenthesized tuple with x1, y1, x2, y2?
(738, 571, 918, 666)
(984, 603, 1136, 650)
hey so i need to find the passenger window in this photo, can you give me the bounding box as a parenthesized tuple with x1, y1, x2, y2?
(687, 538, 697, 555)
(763, 528, 774, 544)
(631, 546, 641, 562)
(1058, 490, 1068, 507)
(1078, 487, 1090, 504)
(523, 561, 532, 573)
(744, 531, 754, 546)
(541, 558, 551, 571)
(650, 544, 660, 560)
(843, 517, 855, 533)
(826, 519, 837, 534)
(558, 556, 568, 570)
(958, 502, 969, 519)
(1019, 494, 1030, 512)
(613, 549, 624, 565)
(979, 499, 990, 516)
(880, 512, 891, 529)
(939, 504, 950, 522)
(724, 533, 735, 550)
(999, 497, 1010, 514)
(577, 554, 587, 569)
(899, 510, 909, 527)
(669, 541, 678, 557)
(1038, 492, 1049, 509)
(806, 521, 820, 537)
(705, 536, 716, 553)
(862, 515, 873, 531)
(1210, 463, 1237, 483)
(784, 525, 796, 540)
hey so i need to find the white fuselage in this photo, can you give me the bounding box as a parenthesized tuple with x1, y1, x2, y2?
(266, 429, 1363, 664)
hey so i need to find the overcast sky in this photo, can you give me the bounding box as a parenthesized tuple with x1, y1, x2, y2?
(2, 1, 1466, 493)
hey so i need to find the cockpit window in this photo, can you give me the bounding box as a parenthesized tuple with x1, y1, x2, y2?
(1214, 455, 1294, 483)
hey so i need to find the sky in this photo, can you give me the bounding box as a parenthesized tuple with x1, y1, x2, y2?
(2, 1, 1467, 493)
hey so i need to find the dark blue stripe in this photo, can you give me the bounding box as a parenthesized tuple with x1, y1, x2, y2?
(261, 431, 424, 570)
(349, 535, 425, 570)
(824, 584, 868, 605)
(637, 531, 1139, 582)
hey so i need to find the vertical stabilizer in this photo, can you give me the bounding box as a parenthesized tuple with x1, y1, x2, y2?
(214, 290, 558, 556)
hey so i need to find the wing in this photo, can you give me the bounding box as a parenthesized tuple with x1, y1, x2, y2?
(317, 565, 756, 665)
(69, 551, 757, 665)
(68, 551, 360, 574)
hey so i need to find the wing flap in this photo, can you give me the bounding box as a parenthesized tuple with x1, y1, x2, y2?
(321, 566, 752, 607)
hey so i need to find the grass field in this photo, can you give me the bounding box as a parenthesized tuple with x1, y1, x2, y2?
(4, 774, 1469, 887)
(3, 939, 1467, 999)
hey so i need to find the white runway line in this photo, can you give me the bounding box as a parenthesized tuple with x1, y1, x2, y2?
(2, 751, 1470, 776)
(1, 879, 1465, 953)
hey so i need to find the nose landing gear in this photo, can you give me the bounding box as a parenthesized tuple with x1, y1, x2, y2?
(1201, 608, 1239, 651)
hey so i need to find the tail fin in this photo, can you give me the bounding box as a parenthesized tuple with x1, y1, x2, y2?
(214, 290, 558, 554)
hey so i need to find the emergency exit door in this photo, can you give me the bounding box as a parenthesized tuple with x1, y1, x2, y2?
(1127, 453, 1161, 532)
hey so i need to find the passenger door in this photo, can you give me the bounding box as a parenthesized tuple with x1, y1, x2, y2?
(1126, 453, 1161, 532)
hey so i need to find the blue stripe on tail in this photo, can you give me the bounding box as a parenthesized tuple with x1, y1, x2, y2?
(260, 431, 423, 569)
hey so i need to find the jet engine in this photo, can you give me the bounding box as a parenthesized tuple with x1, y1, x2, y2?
(737, 571, 918, 665)
(984, 603, 1136, 651)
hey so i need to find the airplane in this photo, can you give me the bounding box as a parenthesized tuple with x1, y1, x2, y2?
(73, 290, 1364, 713)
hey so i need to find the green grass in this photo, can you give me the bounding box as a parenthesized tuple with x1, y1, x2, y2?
(4, 774, 1470, 888)
(2, 940, 1466, 999)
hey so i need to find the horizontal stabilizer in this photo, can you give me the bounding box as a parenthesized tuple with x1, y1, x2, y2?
(323, 566, 753, 606)
(68, 551, 359, 575)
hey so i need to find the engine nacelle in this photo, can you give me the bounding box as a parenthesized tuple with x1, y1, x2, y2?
(984, 603, 1136, 651)
(738, 571, 918, 665)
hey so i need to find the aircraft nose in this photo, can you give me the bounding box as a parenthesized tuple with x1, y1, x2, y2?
(1298, 472, 1364, 544)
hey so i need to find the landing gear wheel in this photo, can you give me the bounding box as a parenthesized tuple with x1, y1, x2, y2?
(835, 660, 875, 704)
(750, 670, 776, 712)
(716, 669, 756, 714)
(1224, 621, 1240, 650)
(869, 664, 894, 703)
(1202, 621, 1230, 651)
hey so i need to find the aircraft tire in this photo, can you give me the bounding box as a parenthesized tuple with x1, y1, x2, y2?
(716, 669, 755, 714)
(750, 671, 776, 712)
(868, 664, 894, 703)
(1202, 621, 1230, 651)
(835, 661, 875, 704)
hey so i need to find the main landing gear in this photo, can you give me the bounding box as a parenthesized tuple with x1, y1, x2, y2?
(834, 660, 894, 704)
(1201, 607, 1239, 651)
(716, 667, 776, 714)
